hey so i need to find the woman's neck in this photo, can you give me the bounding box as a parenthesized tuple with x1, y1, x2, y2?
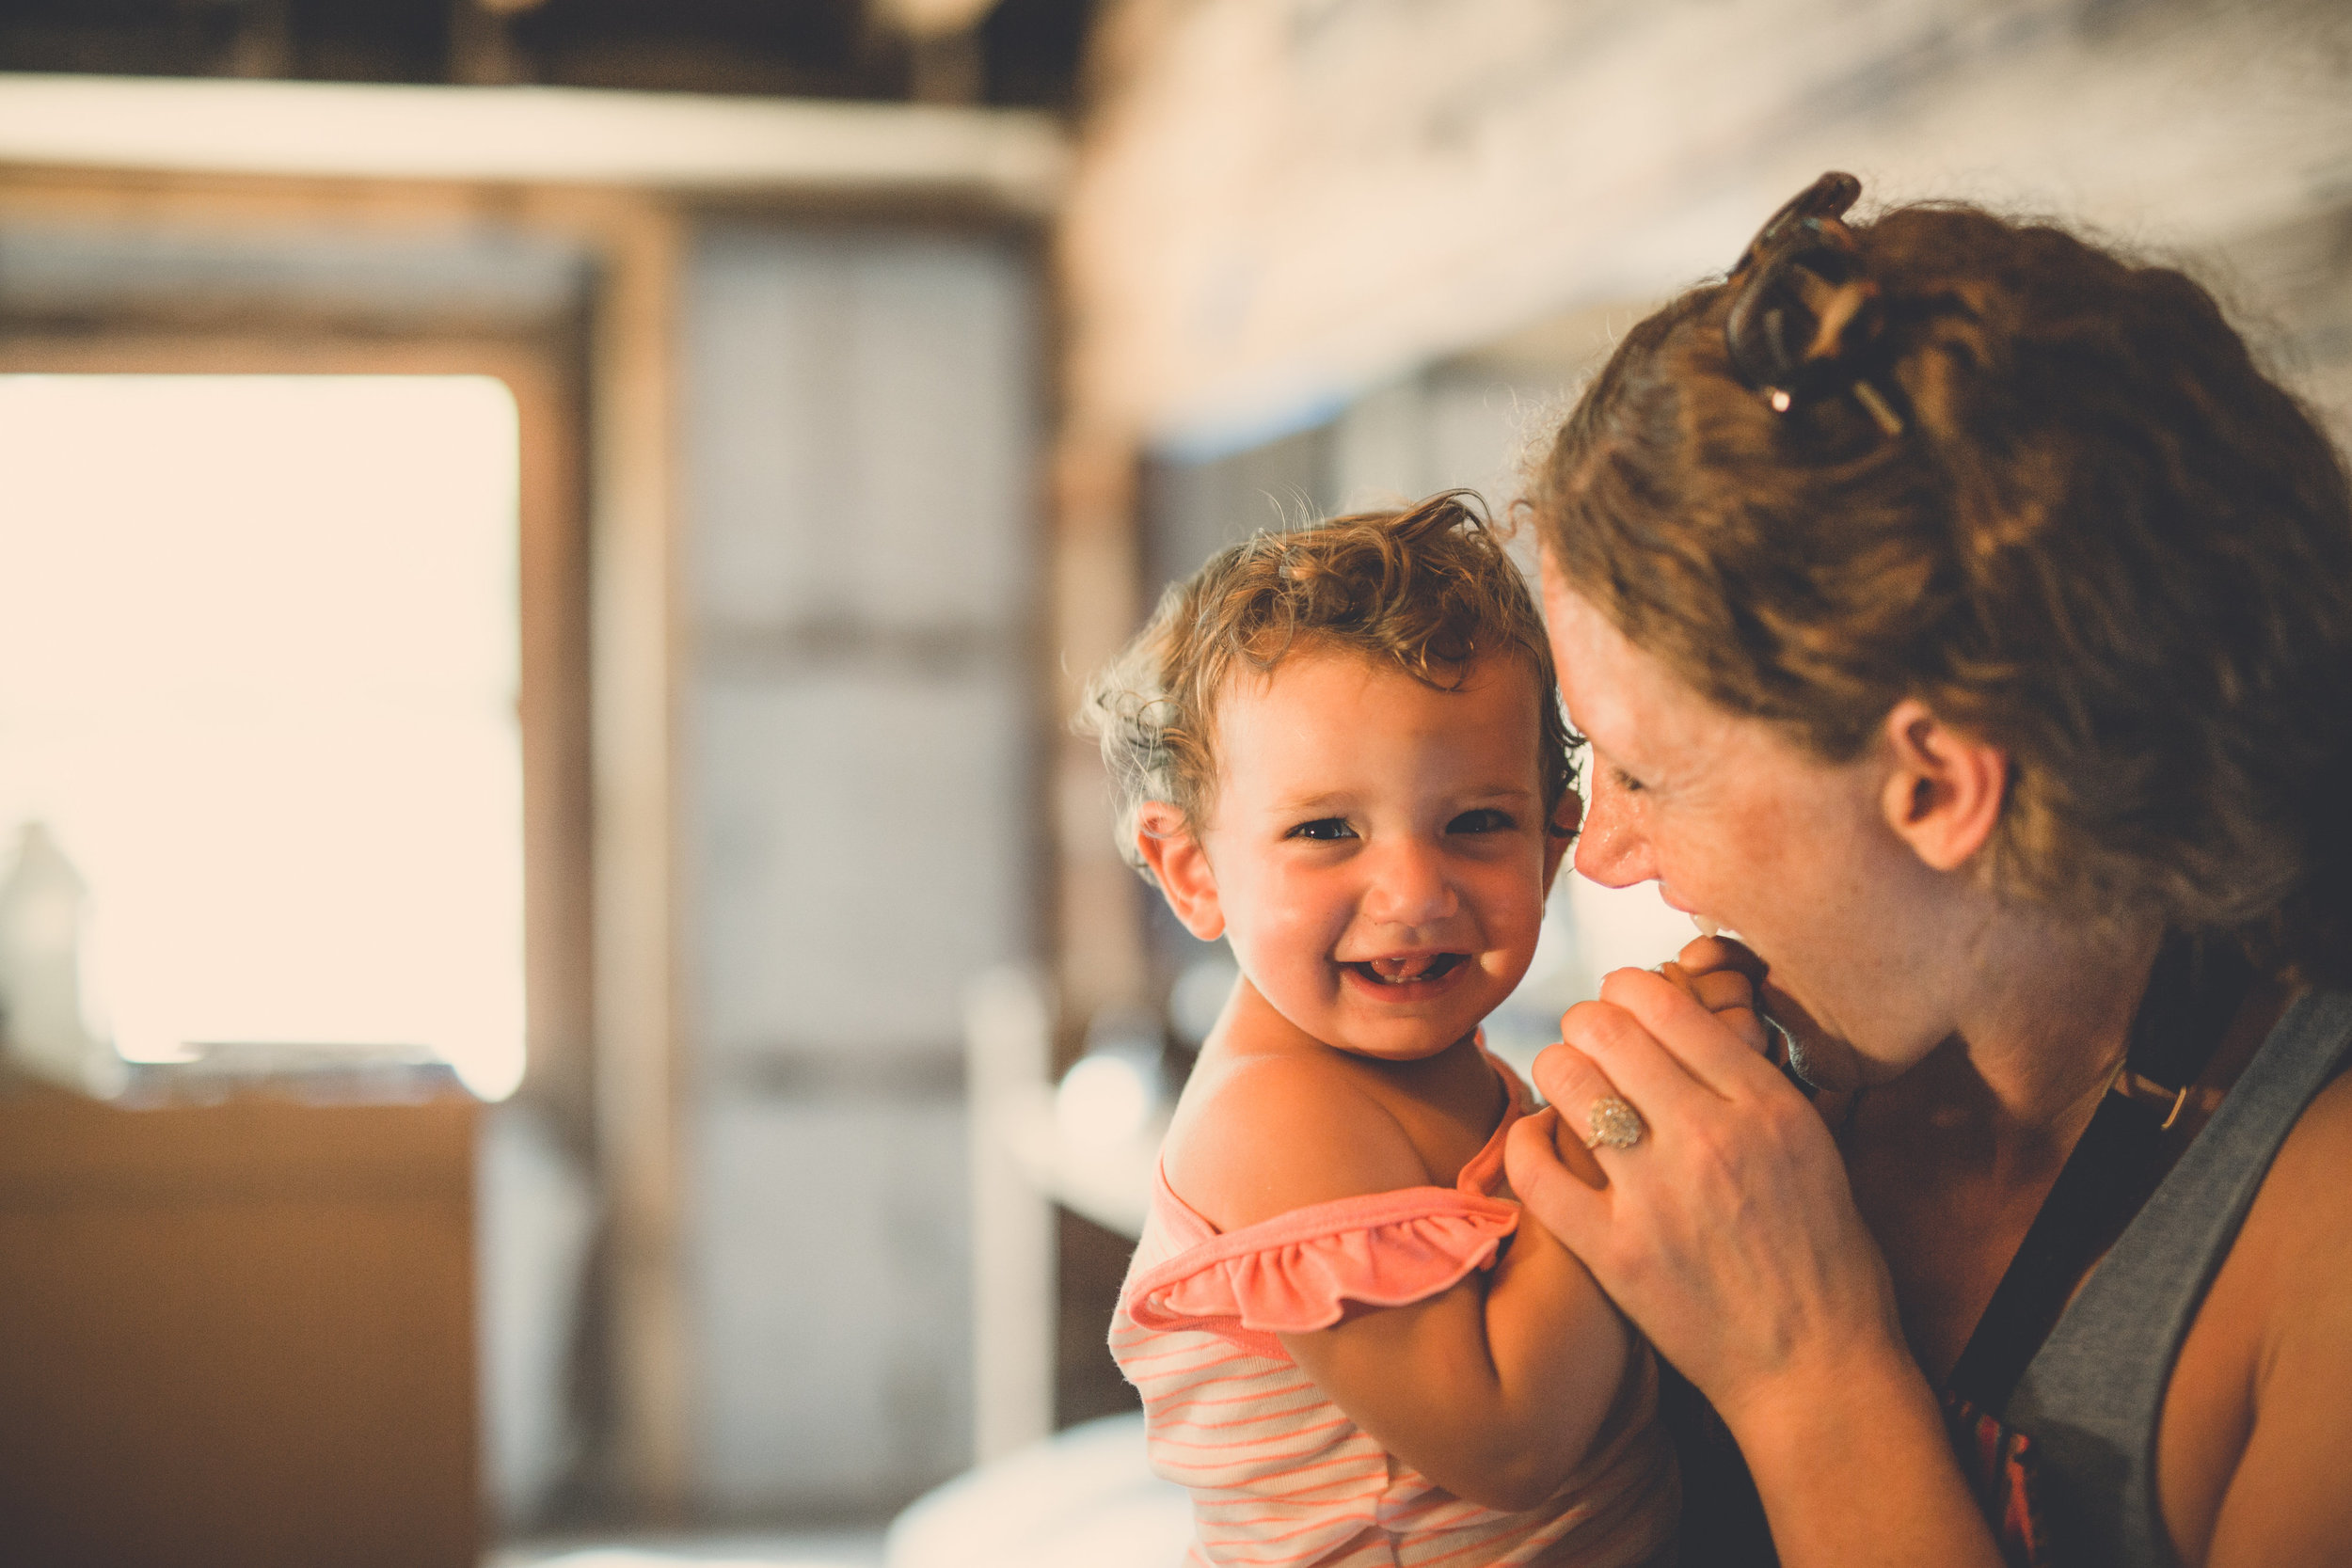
(1846, 911, 2165, 1380)
(1870, 911, 2163, 1183)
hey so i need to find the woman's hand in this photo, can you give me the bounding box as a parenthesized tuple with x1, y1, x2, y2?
(1505, 944, 2008, 1564)
(1502, 945, 1903, 1426)
(1652, 934, 1770, 1056)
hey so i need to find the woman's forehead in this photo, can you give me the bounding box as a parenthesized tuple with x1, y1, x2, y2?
(1541, 581, 1762, 772)
(1541, 584, 1670, 745)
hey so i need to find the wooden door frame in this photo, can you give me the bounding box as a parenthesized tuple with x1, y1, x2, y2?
(0, 167, 692, 1516)
(0, 332, 592, 1132)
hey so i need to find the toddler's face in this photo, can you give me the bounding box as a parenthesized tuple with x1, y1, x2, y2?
(1165, 645, 1565, 1063)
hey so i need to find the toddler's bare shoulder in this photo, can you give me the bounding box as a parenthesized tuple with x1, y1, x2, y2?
(1163, 1053, 1430, 1232)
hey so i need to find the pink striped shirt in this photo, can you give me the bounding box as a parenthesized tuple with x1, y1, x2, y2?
(1109, 1061, 1677, 1568)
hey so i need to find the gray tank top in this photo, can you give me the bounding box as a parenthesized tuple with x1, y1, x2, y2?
(2003, 987, 2352, 1566)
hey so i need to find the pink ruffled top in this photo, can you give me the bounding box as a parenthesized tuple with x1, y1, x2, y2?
(1123, 1084, 1521, 1360)
(1107, 1054, 1676, 1568)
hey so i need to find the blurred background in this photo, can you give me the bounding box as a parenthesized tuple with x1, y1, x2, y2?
(0, 3, 2344, 1566)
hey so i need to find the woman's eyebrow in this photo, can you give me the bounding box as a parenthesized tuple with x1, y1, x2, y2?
(1586, 738, 1646, 775)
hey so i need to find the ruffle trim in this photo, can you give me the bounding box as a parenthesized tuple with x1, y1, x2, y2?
(1123, 1189, 1519, 1351)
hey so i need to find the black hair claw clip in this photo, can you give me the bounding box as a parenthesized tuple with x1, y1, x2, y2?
(1724, 171, 1906, 437)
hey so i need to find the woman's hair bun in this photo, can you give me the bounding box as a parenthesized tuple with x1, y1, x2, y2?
(1723, 170, 1905, 435)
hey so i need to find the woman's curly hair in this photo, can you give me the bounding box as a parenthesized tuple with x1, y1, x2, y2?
(1531, 201, 2352, 986)
(1080, 492, 1577, 880)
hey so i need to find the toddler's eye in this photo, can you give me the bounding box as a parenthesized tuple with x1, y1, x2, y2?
(1609, 764, 1646, 795)
(1286, 817, 1356, 841)
(1446, 808, 1516, 835)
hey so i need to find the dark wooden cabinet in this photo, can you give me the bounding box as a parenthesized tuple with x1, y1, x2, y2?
(0, 1082, 477, 1568)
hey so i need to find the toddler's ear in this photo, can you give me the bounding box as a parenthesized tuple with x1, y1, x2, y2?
(1136, 801, 1225, 941)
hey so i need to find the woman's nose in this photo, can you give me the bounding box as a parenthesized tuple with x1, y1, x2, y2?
(1364, 839, 1458, 927)
(1573, 770, 1655, 889)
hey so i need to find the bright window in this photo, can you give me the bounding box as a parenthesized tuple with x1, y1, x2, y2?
(0, 374, 525, 1099)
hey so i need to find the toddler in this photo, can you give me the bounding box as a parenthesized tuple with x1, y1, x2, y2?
(1084, 497, 1680, 1568)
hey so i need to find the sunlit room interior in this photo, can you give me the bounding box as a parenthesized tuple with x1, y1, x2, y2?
(0, 3, 2345, 1566)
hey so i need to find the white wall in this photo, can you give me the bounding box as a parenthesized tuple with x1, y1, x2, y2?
(684, 227, 1040, 1516)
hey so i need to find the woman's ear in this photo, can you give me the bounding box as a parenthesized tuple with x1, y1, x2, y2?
(1136, 801, 1225, 941)
(1878, 699, 2008, 872)
(1539, 787, 1583, 894)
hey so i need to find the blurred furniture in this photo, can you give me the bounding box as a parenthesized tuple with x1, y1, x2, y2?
(0, 1078, 477, 1568)
(952, 974, 1184, 1564)
(887, 1412, 1190, 1568)
(964, 968, 1060, 1465)
(965, 969, 1166, 1465)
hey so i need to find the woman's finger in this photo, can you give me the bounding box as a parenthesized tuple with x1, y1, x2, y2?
(1548, 1003, 1730, 1169)
(1504, 1106, 1611, 1259)
(1525, 1043, 1642, 1172)
(1529, 1037, 1590, 1117)
(1555, 997, 1720, 1132)
(1559, 979, 1753, 1131)
(1594, 966, 1787, 1101)
(1675, 933, 1766, 983)
(1713, 1007, 1770, 1056)
(1684, 967, 1754, 1016)
(1511, 1101, 1607, 1191)
(1683, 970, 1770, 1055)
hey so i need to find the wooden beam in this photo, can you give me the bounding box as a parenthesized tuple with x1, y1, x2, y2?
(566, 190, 694, 1519)
(1046, 425, 1150, 1041)
(0, 72, 1068, 212)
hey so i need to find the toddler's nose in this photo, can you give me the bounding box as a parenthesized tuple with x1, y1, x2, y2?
(1363, 839, 1458, 927)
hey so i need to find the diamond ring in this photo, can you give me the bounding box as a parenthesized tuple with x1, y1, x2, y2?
(1582, 1096, 1647, 1151)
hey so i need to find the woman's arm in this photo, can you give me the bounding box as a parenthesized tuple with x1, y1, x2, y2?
(1503, 958, 2006, 1566)
(1279, 1168, 1631, 1512)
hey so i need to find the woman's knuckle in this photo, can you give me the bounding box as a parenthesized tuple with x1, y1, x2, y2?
(1597, 968, 1651, 1007)
(1564, 1002, 1627, 1053)
(1560, 999, 1608, 1037)
(1699, 978, 1749, 1016)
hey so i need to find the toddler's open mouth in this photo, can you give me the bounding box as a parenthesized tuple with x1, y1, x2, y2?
(1344, 952, 1468, 988)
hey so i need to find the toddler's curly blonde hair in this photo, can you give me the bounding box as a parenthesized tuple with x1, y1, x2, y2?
(1078, 491, 1578, 881)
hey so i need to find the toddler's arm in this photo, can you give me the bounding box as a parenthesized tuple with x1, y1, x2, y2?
(1280, 1166, 1629, 1513)
(1170, 1053, 1629, 1514)
(1279, 955, 1762, 1511)
(1168, 964, 1764, 1513)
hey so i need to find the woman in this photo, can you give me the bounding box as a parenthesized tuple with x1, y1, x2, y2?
(1502, 174, 2352, 1566)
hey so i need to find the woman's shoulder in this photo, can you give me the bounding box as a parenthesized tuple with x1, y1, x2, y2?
(2239, 1064, 2352, 1288)
(1161, 1050, 1433, 1232)
(2222, 1064, 2352, 1303)
(2160, 1066, 2352, 1563)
